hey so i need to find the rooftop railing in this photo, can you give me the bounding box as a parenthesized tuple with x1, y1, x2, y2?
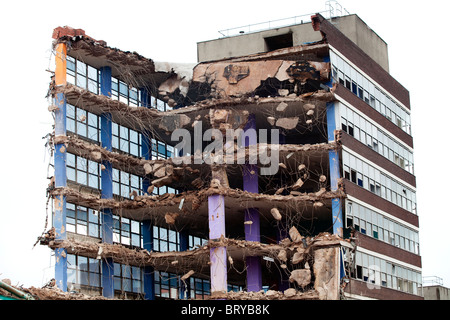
(218, 1, 350, 38)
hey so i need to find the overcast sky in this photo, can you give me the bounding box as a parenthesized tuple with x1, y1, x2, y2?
(0, 0, 449, 291)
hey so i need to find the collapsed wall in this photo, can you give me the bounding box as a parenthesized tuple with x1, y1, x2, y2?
(40, 25, 353, 300)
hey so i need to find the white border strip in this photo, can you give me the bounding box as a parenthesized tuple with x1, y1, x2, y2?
(357, 247, 422, 272)
(346, 195, 419, 232)
(342, 145, 416, 191)
(329, 44, 410, 114)
(335, 94, 414, 153)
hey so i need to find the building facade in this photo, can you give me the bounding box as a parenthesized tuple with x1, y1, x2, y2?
(42, 12, 421, 300)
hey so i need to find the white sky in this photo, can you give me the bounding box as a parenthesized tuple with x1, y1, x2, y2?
(1, 0, 449, 291)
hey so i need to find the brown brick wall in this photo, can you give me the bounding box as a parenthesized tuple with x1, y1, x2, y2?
(316, 15, 411, 109)
(355, 232, 421, 268)
(340, 131, 416, 187)
(335, 84, 414, 148)
(345, 279, 423, 300)
(344, 182, 419, 228)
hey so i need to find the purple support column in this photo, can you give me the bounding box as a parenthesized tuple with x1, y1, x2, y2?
(209, 194, 228, 293)
(243, 114, 262, 292)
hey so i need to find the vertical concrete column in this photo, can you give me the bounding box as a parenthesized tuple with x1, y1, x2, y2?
(326, 101, 343, 238)
(139, 88, 156, 300)
(208, 194, 228, 294)
(54, 42, 67, 291)
(100, 66, 114, 298)
(242, 114, 262, 292)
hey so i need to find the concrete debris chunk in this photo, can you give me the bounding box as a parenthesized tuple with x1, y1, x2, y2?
(315, 188, 326, 197)
(292, 178, 304, 190)
(276, 117, 299, 130)
(276, 102, 288, 112)
(306, 109, 315, 116)
(90, 151, 102, 161)
(319, 175, 327, 183)
(279, 163, 287, 169)
(284, 288, 297, 298)
(267, 116, 276, 126)
(275, 188, 284, 195)
(289, 226, 302, 243)
(289, 269, 311, 288)
(292, 252, 305, 264)
(314, 202, 324, 208)
(152, 175, 173, 188)
(210, 179, 221, 188)
(147, 185, 154, 195)
(48, 105, 59, 112)
(266, 290, 278, 298)
(298, 164, 306, 171)
(277, 249, 287, 262)
(154, 165, 167, 178)
(143, 163, 153, 175)
(164, 213, 178, 225)
(303, 103, 316, 112)
(270, 208, 282, 221)
(181, 270, 195, 281)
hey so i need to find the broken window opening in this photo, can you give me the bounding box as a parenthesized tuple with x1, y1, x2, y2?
(264, 33, 293, 52)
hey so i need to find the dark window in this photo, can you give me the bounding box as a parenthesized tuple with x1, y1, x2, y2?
(348, 125, 354, 137)
(352, 82, 358, 94)
(350, 170, 357, 184)
(264, 33, 293, 52)
(356, 265, 363, 279)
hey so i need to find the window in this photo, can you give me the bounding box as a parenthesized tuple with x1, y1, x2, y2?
(353, 251, 421, 295)
(66, 153, 101, 189)
(112, 168, 142, 199)
(113, 216, 142, 247)
(264, 33, 293, 52)
(189, 235, 207, 250)
(339, 104, 414, 174)
(66, 203, 101, 238)
(66, 56, 100, 93)
(112, 123, 141, 157)
(155, 271, 179, 299)
(330, 50, 411, 134)
(153, 226, 179, 252)
(114, 263, 143, 294)
(67, 254, 101, 289)
(66, 104, 101, 142)
(342, 151, 416, 214)
(189, 277, 211, 300)
(346, 199, 419, 254)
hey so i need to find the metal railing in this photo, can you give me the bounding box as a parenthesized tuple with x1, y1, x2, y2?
(218, 1, 351, 38)
(422, 276, 444, 287)
(218, 11, 329, 38)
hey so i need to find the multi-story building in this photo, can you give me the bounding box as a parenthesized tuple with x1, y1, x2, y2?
(41, 10, 421, 300)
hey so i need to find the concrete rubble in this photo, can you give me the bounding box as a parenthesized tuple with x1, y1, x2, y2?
(40, 24, 355, 300)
